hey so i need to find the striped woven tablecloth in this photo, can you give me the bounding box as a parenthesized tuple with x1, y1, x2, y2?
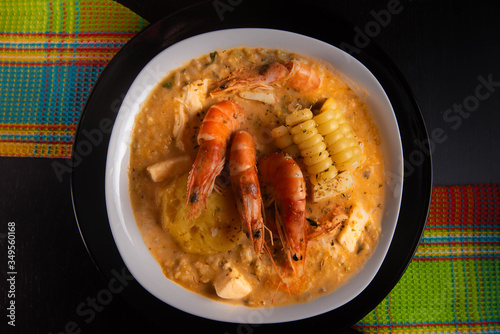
(355, 184, 500, 333)
(0, 0, 147, 158)
(1, 1, 499, 332)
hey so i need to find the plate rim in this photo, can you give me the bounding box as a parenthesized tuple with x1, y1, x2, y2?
(104, 27, 404, 324)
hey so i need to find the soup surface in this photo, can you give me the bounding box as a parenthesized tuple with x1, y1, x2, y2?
(128, 47, 385, 307)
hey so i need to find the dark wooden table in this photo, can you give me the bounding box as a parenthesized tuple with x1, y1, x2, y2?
(1, 1, 499, 333)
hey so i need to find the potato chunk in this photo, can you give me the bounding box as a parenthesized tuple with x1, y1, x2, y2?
(214, 266, 252, 299)
(157, 173, 242, 255)
(337, 203, 371, 252)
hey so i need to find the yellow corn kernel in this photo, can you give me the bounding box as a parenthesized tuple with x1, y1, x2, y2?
(319, 166, 339, 181)
(292, 126, 318, 144)
(271, 125, 289, 138)
(301, 141, 326, 157)
(290, 119, 316, 135)
(274, 132, 294, 149)
(297, 133, 323, 151)
(335, 153, 365, 171)
(286, 109, 314, 127)
(307, 157, 333, 175)
(272, 124, 300, 157)
(328, 137, 356, 155)
(304, 150, 330, 166)
(332, 146, 358, 164)
(317, 119, 340, 136)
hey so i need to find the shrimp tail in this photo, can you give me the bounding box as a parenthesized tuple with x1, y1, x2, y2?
(275, 199, 307, 276)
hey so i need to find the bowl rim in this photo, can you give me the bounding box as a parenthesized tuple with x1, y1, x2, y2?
(104, 27, 403, 324)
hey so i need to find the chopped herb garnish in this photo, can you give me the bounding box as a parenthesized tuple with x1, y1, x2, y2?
(209, 51, 218, 65)
(162, 81, 173, 89)
(307, 218, 319, 227)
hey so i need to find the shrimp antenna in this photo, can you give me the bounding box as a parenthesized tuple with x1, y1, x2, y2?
(263, 242, 291, 302)
(260, 198, 275, 247)
(264, 224, 274, 247)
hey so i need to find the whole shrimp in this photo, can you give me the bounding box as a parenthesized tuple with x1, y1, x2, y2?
(186, 100, 242, 219)
(210, 59, 322, 98)
(259, 152, 307, 276)
(229, 130, 264, 254)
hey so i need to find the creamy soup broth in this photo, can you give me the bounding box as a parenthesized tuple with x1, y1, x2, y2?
(128, 47, 385, 307)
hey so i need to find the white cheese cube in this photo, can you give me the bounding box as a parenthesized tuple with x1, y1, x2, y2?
(146, 155, 192, 182)
(338, 204, 371, 252)
(214, 267, 252, 299)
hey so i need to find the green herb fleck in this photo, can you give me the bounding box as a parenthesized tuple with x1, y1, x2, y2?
(162, 81, 173, 89)
(209, 51, 218, 64)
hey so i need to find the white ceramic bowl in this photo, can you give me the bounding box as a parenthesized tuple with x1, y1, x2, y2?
(105, 28, 403, 324)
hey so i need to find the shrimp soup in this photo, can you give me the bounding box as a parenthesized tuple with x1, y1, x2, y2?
(128, 47, 386, 307)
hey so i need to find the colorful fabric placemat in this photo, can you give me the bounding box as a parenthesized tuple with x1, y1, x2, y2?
(355, 184, 500, 333)
(0, 0, 147, 158)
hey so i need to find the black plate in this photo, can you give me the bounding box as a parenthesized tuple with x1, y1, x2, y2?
(71, 1, 432, 332)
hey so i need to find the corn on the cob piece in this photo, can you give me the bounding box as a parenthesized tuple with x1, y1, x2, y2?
(286, 109, 337, 180)
(313, 99, 365, 171)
